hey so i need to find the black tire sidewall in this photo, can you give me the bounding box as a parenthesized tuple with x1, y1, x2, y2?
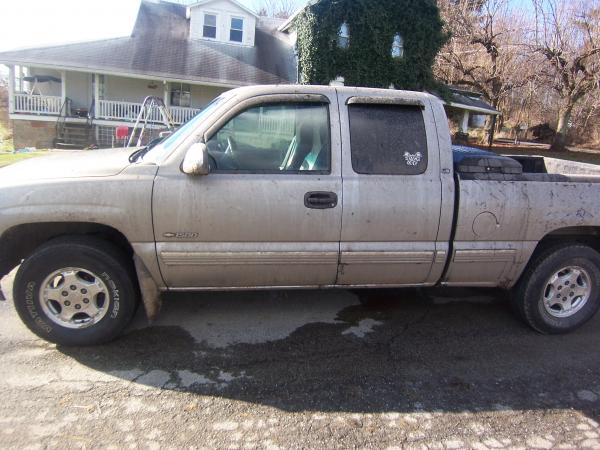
(14, 242, 137, 346)
(522, 246, 600, 334)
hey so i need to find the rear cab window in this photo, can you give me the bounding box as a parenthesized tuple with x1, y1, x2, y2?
(348, 103, 428, 175)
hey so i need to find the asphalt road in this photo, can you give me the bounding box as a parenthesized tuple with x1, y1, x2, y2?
(2, 270, 600, 450)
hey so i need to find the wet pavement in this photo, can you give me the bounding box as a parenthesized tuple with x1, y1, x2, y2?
(2, 270, 600, 449)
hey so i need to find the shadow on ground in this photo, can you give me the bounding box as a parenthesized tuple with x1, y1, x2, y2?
(59, 287, 600, 420)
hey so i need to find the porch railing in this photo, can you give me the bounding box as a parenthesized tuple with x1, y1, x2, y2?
(12, 95, 201, 125)
(170, 106, 201, 124)
(96, 99, 160, 122)
(14, 94, 62, 115)
(97, 99, 200, 125)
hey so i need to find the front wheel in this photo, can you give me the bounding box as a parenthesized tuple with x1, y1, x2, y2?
(13, 236, 139, 346)
(513, 243, 600, 334)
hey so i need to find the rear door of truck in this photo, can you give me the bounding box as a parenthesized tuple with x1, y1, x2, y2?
(335, 91, 451, 286)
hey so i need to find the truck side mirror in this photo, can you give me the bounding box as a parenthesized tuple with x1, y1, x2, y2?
(182, 142, 209, 176)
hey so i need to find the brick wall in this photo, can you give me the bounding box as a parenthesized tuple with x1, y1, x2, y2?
(12, 120, 56, 149)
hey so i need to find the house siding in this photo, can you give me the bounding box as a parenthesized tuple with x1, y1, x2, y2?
(65, 71, 91, 110)
(189, 84, 228, 108)
(103, 75, 164, 103)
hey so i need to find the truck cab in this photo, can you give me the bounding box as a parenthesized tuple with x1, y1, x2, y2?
(150, 86, 451, 290)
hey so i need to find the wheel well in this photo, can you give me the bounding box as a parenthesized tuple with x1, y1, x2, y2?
(534, 227, 600, 257)
(509, 227, 600, 290)
(0, 222, 134, 278)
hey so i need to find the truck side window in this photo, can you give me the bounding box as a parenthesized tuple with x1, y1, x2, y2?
(348, 104, 428, 175)
(206, 102, 331, 173)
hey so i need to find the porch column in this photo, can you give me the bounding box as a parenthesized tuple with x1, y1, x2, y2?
(60, 70, 66, 108)
(7, 65, 15, 114)
(163, 81, 169, 106)
(18, 66, 24, 91)
(460, 110, 470, 133)
(93, 74, 100, 117)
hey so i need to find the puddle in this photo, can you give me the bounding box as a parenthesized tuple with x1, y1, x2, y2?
(131, 289, 361, 348)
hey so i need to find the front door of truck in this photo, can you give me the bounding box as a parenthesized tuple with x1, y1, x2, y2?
(152, 93, 342, 288)
(336, 93, 444, 286)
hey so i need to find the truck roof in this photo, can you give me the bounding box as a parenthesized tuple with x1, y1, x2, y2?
(227, 84, 437, 103)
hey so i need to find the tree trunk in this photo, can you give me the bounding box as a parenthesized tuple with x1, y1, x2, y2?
(550, 105, 573, 152)
(480, 99, 500, 146)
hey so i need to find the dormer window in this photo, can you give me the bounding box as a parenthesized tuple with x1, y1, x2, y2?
(392, 33, 404, 58)
(230, 17, 244, 43)
(338, 22, 349, 49)
(203, 14, 217, 39)
(188, 2, 257, 46)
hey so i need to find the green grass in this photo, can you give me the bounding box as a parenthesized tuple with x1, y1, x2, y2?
(0, 151, 48, 168)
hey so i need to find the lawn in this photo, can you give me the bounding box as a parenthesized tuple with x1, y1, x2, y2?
(0, 151, 48, 168)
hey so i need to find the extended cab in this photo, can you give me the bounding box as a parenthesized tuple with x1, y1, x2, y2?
(1, 85, 600, 345)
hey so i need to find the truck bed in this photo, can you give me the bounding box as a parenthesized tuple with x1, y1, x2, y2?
(445, 145, 600, 288)
(452, 145, 600, 182)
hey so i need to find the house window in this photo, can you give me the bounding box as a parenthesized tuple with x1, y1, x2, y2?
(338, 22, 350, 49)
(171, 83, 191, 107)
(203, 14, 217, 39)
(392, 33, 404, 58)
(230, 17, 244, 43)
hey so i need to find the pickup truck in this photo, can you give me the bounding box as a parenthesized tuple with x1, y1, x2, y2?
(1, 85, 600, 346)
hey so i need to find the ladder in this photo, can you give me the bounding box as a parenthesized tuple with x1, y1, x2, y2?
(126, 96, 175, 148)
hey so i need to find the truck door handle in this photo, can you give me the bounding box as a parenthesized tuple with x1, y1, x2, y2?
(304, 191, 338, 209)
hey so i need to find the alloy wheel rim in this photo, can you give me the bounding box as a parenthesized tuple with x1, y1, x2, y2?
(40, 267, 110, 329)
(542, 265, 591, 318)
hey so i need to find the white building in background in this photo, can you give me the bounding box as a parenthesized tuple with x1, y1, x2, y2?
(0, 0, 296, 148)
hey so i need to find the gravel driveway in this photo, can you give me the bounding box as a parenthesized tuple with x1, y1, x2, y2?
(1, 270, 600, 449)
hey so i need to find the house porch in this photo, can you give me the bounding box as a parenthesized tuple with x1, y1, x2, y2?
(6, 65, 230, 148)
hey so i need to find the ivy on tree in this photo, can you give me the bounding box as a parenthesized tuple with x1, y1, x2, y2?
(294, 0, 448, 91)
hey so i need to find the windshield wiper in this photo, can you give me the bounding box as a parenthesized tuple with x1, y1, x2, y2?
(128, 135, 168, 162)
(128, 146, 149, 163)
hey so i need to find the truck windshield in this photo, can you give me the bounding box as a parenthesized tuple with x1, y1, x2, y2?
(142, 95, 227, 164)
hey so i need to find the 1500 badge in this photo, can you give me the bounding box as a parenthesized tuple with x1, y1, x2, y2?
(163, 232, 200, 239)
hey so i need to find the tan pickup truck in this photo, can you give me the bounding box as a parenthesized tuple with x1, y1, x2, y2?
(1, 85, 600, 346)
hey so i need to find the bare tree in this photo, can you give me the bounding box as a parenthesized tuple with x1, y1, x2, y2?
(570, 84, 600, 147)
(531, 0, 600, 150)
(254, 0, 301, 19)
(435, 0, 534, 141)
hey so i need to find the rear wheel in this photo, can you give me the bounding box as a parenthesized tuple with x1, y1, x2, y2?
(13, 236, 139, 346)
(513, 243, 600, 334)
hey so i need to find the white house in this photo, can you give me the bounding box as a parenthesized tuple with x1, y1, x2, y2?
(0, 0, 296, 148)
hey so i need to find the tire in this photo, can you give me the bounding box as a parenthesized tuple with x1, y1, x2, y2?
(13, 236, 139, 346)
(513, 243, 600, 334)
